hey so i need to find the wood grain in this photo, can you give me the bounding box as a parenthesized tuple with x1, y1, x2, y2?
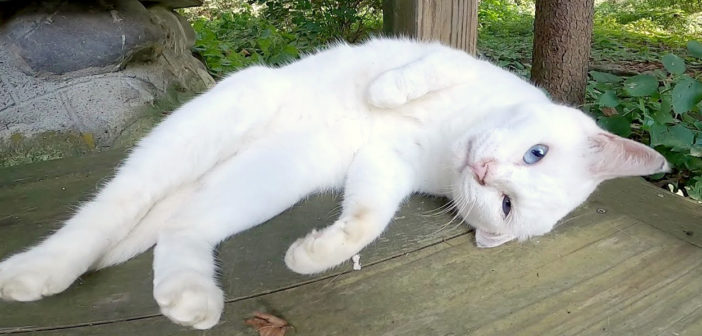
(384, 0, 479, 55)
(0, 153, 467, 333)
(0, 153, 701, 335)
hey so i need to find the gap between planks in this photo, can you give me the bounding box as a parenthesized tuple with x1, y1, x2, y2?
(0, 231, 471, 334)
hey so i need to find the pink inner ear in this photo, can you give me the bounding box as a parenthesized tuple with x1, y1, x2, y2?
(589, 132, 670, 180)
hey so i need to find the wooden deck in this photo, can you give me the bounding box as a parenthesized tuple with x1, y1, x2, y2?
(1, 151, 701, 335)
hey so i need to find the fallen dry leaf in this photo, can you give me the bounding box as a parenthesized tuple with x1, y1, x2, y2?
(245, 312, 293, 336)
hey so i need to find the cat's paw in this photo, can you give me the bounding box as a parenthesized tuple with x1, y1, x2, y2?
(153, 272, 224, 330)
(0, 251, 80, 301)
(284, 227, 357, 274)
(367, 71, 411, 109)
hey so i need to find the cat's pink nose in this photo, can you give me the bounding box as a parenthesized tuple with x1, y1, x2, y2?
(469, 159, 495, 186)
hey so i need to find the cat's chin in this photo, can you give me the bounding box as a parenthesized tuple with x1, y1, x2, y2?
(474, 229, 516, 248)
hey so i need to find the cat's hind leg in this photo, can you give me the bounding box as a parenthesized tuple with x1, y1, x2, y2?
(0, 66, 288, 301)
(151, 131, 347, 329)
(285, 144, 416, 274)
(91, 183, 199, 270)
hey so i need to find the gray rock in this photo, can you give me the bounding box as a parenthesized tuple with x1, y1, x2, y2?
(0, 0, 215, 166)
(3, 0, 161, 75)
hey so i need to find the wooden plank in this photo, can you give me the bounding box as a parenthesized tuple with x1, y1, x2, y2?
(594, 177, 702, 247)
(23, 207, 702, 335)
(1, 153, 701, 334)
(383, 0, 479, 55)
(0, 150, 125, 188)
(0, 154, 467, 332)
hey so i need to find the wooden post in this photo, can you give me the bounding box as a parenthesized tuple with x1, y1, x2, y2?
(384, 0, 479, 55)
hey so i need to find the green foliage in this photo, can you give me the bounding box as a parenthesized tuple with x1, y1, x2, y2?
(477, 0, 535, 77)
(478, 0, 535, 36)
(190, 5, 300, 78)
(252, 0, 382, 45)
(187, 0, 381, 78)
(689, 41, 702, 58)
(478, 0, 701, 76)
(585, 43, 702, 200)
(591, 0, 702, 64)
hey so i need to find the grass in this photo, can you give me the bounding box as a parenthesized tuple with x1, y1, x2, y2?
(477, 0, 702, 76)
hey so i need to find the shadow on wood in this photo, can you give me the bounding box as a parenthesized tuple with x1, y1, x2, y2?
(0, 150, 700, 335)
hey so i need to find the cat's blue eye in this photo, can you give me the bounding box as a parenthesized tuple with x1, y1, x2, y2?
(523, 144, 549, 164)
(502, 195, 511, 217)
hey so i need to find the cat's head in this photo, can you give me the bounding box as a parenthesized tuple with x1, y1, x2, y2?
(450, 102, 669, 248)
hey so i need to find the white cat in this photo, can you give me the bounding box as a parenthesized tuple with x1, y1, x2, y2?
(0, 38, 668, 329)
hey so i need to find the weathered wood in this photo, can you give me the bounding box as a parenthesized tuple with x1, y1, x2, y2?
(383, 0, 479, 55)
(0, 153, 701, 335)
(594, 177, 702, 247)
(20, 200, 702, 336)
(0, 154, 467, 333)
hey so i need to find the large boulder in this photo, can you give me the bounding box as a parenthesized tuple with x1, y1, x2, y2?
(0, 0, 214, 166)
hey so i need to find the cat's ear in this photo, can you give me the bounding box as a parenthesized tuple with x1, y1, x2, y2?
(587, 132, 670, 181)
(475, 230, 516, 248)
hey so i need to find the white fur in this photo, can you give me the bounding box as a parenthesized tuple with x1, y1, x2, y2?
(0, 38, 668, 329)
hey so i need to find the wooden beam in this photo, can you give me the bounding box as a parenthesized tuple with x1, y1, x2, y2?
(383, 0, 478, 55)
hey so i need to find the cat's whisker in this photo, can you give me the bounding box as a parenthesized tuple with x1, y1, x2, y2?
(421, 201, 457, 217)
(426, 202, 461, 236)
(429, 191, 474, 237)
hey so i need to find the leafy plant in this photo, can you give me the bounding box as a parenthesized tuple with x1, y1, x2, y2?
(253, 0, 382, 45)
(186, 0, 382, 78)
(477, 0, 535, 77)
(585, 41, 702, 200)
(190, 5, 302, 78)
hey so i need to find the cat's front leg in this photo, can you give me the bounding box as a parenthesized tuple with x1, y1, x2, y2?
(367, 49, 479, 109)
(285, 146, 415, 274)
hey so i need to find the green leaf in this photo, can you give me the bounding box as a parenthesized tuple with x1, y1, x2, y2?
(652, 107, 676, 125)
(692, 137, 702, 157)
(598, 91, 619, 107)
(624, 74, 659, 97)
(684, 176, 702, 201)
(282, 44, 300, 58)
(649, 124, 696, 151)
(642, 114, 656, 131)
(597, 116, 632, 137)
(660, 95, 672, 116)
(648, 172, 666, 180)
(662, 54, 686, 75)
(590, 71, 622, 83)
(688, 41, 702, 59)
(672, 76, 702, 115)
(257, 37, 272, 54)
(593, 81, 616, 92)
